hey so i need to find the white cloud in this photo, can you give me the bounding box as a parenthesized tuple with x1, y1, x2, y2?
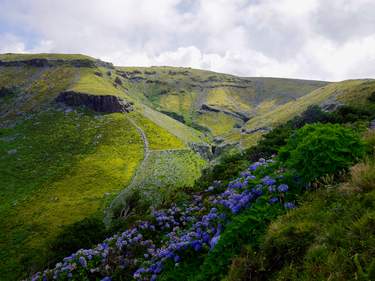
(0, 0, 375, 81)
(0, 33, 26, 53)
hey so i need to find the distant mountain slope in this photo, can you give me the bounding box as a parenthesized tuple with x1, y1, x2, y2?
(116, 66, 328, 141)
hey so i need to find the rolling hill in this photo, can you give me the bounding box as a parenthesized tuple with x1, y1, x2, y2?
(0, 53, 374, 280)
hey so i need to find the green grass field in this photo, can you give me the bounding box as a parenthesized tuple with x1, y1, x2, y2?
(0, 110, 144, 280)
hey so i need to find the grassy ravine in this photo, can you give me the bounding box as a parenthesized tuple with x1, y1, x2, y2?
(0, 110, 144, 280)
(119, 66, 327, 141)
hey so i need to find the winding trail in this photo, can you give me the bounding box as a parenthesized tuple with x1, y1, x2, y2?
(104, 112, 197, 226)
(107, 114, 150, 211)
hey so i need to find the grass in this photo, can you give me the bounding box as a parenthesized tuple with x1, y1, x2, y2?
(0, 66, 79, 121)
(0, 110, 144, 280)
(129, 111, 186, 150)
(244, 79, 375, 131)
(225, 157, 375, 281)
(106, 148, 206, 220)
(118, 66, 328, 139)
(70, 68, 125, 96)
(0, 53, 95, 61)
(131, 150, 207, 204)
(139, 104, 205, 144)
(206, 88, 253, 113)
(196, 112, 240, 136)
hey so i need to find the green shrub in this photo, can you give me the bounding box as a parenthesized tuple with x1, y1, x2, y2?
(333, 105, 375, 124)
(368, 91, 375, 103)
(279, 123, 365, 182)
(192, 201, 283, 281)
(289, 105, 335, 129)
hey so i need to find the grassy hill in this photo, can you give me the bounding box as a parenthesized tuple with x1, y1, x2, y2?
(1, 53, 374, 280)
(0, 54, 206, 280)
(117, 66, 328, 142)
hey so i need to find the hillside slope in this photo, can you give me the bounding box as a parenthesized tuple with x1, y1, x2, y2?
(0, 54, 206, 280)
(116, 66, 328, 142)
(1, 53, 374, 280)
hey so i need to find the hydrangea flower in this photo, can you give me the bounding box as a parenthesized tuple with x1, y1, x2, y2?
(284, 202, 296, 209)
(30, 157, 293, 281)
(277, 184, 289, 192)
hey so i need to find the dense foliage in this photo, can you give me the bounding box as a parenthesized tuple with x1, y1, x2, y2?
(225, 158, 375, 281)
(31, 158, 297, 281)
(279, 123, 365, 182)
(27, 104, 375, 281)
(50, 218, 108, 263)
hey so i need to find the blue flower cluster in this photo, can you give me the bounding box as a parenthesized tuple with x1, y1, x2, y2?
(30, 158, 295, 281)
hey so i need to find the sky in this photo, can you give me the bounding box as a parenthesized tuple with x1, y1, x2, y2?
(1, 0, 375, 81)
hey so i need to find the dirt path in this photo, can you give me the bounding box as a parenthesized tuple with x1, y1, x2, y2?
(107, 114, 149, 206)
(104, 113, 194, 226)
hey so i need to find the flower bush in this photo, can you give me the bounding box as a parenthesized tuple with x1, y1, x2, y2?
(30, 157, 295, 281)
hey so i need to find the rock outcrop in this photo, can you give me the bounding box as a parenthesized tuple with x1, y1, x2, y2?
(56, 91, 133, 113)
(189, 142, 214, 160)
(199, 104, 250, 122)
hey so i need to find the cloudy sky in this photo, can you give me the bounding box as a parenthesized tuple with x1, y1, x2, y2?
(1, 0, 375, 81)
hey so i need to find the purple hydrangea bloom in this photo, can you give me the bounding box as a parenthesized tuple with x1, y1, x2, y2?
(79, 256, 87, 268)
(284, 202, 296, 209)
(209, 235, 220, 249)
(277, 184, 289, 193)
(269, 197, 279, 204)
(262, 176, 276, 186)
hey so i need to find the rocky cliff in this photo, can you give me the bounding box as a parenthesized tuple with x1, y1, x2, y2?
(56, 91, 133, 113)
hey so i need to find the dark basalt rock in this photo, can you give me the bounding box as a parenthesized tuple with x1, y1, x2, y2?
(200, 104, 250, 122)
(241, 127, 271, 134)
(189, 142, 214, 160)
(56, 91, 133, 113)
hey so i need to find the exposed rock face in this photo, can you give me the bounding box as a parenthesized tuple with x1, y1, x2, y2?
(189, 142, 214, 160)
(56, 91, 133, 113)
(199, 104, 250, 122)
(241, 127, 271, 134)
(0, 58, 114, 68)
(213, 142, 239, 158)
(319, 100, 344, 112)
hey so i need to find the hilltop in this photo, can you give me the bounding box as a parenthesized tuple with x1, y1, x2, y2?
(0, 53, 374, 280)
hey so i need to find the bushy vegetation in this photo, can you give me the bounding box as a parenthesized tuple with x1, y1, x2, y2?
(279, 123, 365, 182)
(31, 157, 298, 281)
(2, 56, 375, 281)
(50, 217, 108, 262)
(224, 157, 375, 281)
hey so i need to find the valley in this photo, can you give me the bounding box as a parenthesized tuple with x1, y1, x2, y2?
(0, 53, 374, 280)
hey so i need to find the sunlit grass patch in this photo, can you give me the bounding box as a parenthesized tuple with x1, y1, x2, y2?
(131, 149, 207, 204)
(129, 111, 186, 150)
(71, 68, 124, 96)
(245, 80, 374, 131)
(139, 105, 204, 144)
(196, 112, 239, 136)
(0, 110, 143, 280)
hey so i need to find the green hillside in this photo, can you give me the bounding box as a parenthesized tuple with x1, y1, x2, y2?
(0, 54, 206, 280)
(117, 66, 328, 141)
(1, 53, 374, 281)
